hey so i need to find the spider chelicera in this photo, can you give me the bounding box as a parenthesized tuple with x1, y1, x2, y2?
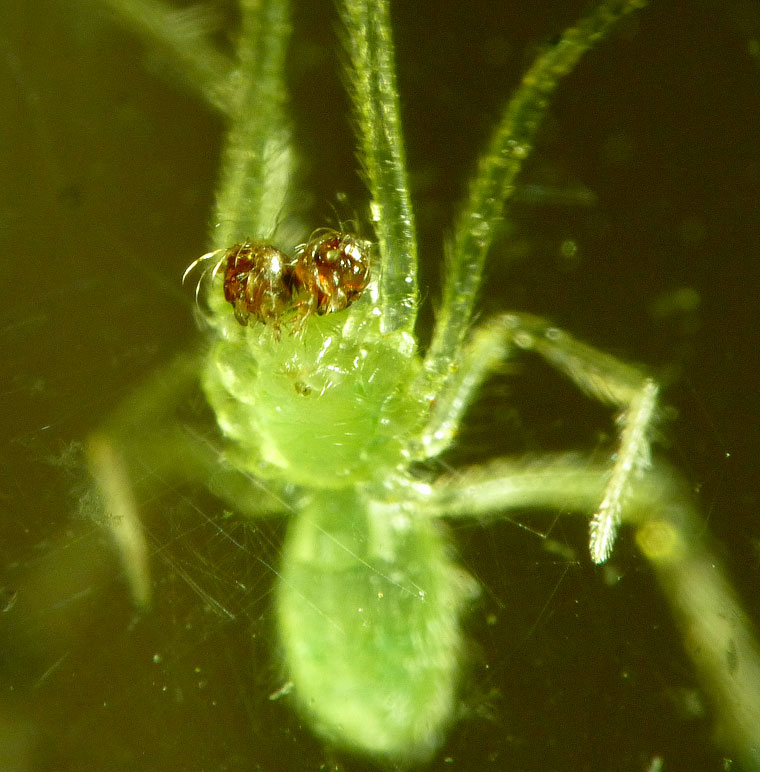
(88, 0, 760, 766)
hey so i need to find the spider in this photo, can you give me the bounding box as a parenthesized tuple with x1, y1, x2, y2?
(192, 0, 658, 761)
(89, 0, 760, 766)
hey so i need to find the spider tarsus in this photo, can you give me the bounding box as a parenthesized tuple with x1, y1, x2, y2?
(590, 378, 658, 563)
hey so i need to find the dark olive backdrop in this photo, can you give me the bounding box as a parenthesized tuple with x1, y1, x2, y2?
(1, 1, 759, 770)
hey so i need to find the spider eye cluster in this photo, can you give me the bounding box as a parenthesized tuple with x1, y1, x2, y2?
(214, 229, 371, 331)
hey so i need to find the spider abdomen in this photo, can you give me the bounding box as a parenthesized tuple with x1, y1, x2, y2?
(276, 487, 478, 762)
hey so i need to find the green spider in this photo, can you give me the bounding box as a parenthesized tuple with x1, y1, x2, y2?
(194, 0, 656, 761)
(90, 0, 760, 766)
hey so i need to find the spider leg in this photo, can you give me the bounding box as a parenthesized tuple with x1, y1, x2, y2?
(412, 315, 512, 460)
(87, 350, 288, 607)
(415, 312, 658, 563)
(86, 351, 202, 607)
(88, 431, 151, 609)
(340, 0, 418, 334)
(421, 453, 760, 770)
(499, 312, 658, 563)
(422, 0, 648, 390)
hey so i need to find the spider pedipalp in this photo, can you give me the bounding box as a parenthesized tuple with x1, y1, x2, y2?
(187, 229, 372, 335)
(221, 242, 298, 328)
(295, 229, 372, 316)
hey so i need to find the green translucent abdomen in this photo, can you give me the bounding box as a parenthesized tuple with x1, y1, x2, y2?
(276, 488, 478, 762)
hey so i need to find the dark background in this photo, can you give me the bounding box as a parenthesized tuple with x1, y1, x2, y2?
(1, 0, 759, 770)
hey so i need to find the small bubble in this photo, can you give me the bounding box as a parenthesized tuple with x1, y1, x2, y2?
(558, 238, 581, 272)
(507, 140, 528, 158)
(560, 239, 577, 258)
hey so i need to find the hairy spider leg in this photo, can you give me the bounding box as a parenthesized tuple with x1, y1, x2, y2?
(209, 0, 293, 251)
(87, 351, 290, 607)
(342, 0, 654, 553)
(397, 0, 652, 561)
(414, 312, 658, 562)
(420, 453, 760, 765)
(341, 0, 418, 335)
(420, 0, 648, 390)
